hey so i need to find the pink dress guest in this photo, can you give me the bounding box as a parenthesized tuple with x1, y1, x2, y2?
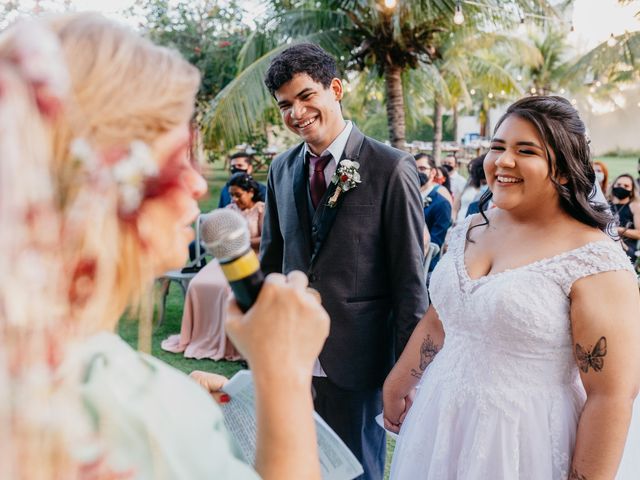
(161, 200, 265, 361)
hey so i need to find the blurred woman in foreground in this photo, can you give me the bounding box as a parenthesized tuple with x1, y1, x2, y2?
(0, 13, 327, 479)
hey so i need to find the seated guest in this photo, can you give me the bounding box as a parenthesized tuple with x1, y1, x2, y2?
(0, 14, 327, 480)
(219, 152, 267, 208)
(415, 154, 452, 271)
(226, 172, 265, 252)
(163, 172, 266, 360)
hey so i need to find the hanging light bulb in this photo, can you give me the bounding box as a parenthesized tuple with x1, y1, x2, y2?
(607, 33, 617, 47)
(517, 16, 526, 35)
(559, 88, 566, 95)
(516, 75, 523, 82)
(530, 87, 537, 94)
(470, 89, 476, 95)
(595, 80, 602, 87)
(383, 0, 397, 8)
(500, 90, 506, 95)
(453, 1, 464, 25)
(488, 92, 494, 99)
(571, 99, 577, 105)
(570, 22, 575, 33)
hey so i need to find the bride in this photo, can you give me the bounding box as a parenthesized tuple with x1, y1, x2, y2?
(383, 96, 640, 479)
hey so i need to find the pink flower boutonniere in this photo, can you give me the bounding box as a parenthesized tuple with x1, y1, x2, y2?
(328, 159, 361, 208)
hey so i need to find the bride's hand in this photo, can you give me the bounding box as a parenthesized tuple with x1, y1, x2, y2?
(382, 387, 416, 433)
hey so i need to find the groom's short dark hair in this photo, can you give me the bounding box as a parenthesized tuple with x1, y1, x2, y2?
(264, 43, 338, 96)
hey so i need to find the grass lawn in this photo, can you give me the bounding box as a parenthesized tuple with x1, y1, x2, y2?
(117, 153, 636, 480)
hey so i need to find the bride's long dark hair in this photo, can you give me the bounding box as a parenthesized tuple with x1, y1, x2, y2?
(470, 96, 612, 239)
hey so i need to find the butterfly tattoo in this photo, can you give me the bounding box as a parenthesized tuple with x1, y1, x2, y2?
(575, 336, 607, 374)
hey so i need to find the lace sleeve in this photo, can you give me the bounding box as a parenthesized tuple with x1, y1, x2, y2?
(549, 241, 635, 296)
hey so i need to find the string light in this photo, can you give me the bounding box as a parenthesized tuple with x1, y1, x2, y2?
(516, 75, 523, 82)
(595, 80, 602, 87)
(383, 0, 397, 8)
(488, 92, 494, 99)
(530, 87, 537, 94)
(559, 88, 566, 95)
(500, 90, 506, 95)
(453, 1, 465, 25)
(571, 99, 577, 105)
(607, 33, 617, 47)
(470, 89, 476, 95)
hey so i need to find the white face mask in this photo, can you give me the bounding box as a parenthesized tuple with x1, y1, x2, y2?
(595, 171, 605, 183)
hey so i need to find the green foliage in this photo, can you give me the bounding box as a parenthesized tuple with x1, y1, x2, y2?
(132, 0, 249, 103)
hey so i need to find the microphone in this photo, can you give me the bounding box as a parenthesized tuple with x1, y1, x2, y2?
(200, 209, 264, 312)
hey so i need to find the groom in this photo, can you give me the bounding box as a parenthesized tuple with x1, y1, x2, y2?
(260, 43, 428, 479)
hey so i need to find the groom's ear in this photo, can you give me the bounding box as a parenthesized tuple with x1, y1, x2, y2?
(330, 78, 343, 102)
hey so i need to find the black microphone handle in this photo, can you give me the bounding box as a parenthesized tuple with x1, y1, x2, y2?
(229, 269, 264, 313)
(218, 248, 264, 313)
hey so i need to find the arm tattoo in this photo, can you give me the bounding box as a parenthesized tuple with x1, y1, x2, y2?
(568, 467, 588, 480)
(410, 334, 440, 379)
(575, 336, 607, 373)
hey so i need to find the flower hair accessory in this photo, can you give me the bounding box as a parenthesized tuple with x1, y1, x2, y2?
(9, 20, 70, 118)
(328, 159, 361, 208)
(71, 138, 158, 216)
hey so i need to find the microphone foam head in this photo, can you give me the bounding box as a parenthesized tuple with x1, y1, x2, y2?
(200, 209, 250, 261)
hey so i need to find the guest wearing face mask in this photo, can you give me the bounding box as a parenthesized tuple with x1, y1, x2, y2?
(593, 160, 609, 194)
(218, 152, 267, 208)
(609, 173, 640, 264)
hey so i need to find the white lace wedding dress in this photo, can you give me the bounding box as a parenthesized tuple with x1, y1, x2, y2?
(390, 216, 639, 479)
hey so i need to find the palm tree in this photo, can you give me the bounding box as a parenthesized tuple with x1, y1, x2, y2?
(204, 0, 557, 151)
(421, 28, 541, 161)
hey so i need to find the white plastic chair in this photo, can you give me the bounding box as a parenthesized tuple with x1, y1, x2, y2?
(423, 242, 440, 285)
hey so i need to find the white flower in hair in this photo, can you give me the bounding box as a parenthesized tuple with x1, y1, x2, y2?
(70, 138, 97, 169)
(12, 19, 70, 101)
(113, 141, 158, 214)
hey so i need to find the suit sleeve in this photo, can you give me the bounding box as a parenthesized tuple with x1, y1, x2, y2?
(383, 155, 430, 357)
(259, 164, 284, 275)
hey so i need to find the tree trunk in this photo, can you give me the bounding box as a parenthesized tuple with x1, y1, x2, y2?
(384, 63, 406, 150)
(432, 99, 443, 164)
(452, 104, 459, 144)
(479, 99, 490, 138)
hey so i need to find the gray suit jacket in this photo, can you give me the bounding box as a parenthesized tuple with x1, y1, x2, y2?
(260, 126, 428, 391)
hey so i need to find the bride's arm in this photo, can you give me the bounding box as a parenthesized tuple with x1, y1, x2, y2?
(382, 305, 445, 433)
(569, 270, 640, 479)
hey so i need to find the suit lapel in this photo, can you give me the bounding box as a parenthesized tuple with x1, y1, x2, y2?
(292, 148, 313, 252)
(310, 126, 366, 266)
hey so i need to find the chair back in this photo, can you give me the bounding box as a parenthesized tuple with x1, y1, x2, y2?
(423, 242, 440, 284)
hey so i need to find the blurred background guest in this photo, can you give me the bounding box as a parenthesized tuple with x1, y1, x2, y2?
(453, 153, 487, 224)
(593, 160, 609, 194)
(226, 172, 265, 252)
(415, 153, 452, 270)
(609, 173, 640, 264)
(219, 152, 267, 208)
(441, 153, 467, 200)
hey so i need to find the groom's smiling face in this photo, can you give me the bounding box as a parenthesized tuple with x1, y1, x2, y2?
(275, 73, 345, 154)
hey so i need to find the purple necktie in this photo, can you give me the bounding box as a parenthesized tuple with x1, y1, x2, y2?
(308, 153, 332, 209)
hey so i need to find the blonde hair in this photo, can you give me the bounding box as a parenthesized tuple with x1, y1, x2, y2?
(0, 13, 200, 477)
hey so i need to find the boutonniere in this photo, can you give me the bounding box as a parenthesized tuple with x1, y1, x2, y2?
(327, 159, 361, 208)
(423, 195, 432, 207)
